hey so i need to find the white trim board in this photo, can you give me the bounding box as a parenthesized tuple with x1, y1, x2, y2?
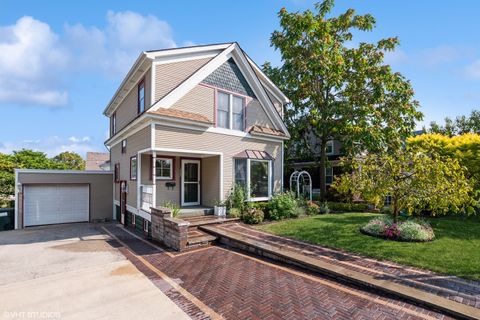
(15, 169, 113, 174)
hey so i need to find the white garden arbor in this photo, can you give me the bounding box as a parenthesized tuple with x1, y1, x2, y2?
(289, 170, 312, 201)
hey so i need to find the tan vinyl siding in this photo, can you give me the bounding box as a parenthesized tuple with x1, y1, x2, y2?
(110, 126, 151, 208)
(114, 68, 152, 132)
(154, 58, 211, 103)
(17, 172, 113, 224)
(140, 153, 152, 184)
(202, 155, 221, 206)
(155, 125, 282, 198)
(171, 84, 215, 122)
(246, 98, 274, 129)
(155, 156, 180, 205)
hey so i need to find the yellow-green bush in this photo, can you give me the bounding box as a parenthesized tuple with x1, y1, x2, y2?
(408, 133, 480, 188)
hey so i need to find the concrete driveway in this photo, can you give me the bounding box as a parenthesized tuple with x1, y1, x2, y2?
(0, 223, 189, 320)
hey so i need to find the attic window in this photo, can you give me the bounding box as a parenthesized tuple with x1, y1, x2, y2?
(217, 91, 244, 131)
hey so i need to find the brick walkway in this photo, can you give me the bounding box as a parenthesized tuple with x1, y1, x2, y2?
(102, 224, 451, 320)
(216, 223, 480, 310)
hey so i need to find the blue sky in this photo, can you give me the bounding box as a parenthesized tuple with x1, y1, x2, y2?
(1, 0, 479, 157)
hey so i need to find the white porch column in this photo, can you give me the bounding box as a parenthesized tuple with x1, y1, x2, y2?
(152, 151, 156, 209)
(137, 152, 141, 212)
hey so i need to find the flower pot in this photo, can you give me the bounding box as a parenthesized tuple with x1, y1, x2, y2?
(214, 206, 227, 217)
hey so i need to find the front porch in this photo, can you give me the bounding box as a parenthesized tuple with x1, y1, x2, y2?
(135, 149, 223, 217)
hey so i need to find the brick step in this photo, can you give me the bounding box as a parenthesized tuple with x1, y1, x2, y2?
(185, 216, 240, 228)
(187, 229, 217, 248)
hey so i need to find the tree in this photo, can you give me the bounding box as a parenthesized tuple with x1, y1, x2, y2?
(53, 151, 85, 170)
(0, 149, 86, 206)
(332, 150, 475, 222)
(407, 133, 480, 189)
(263, 0, 422, 200)
(426, 110, 480, 136)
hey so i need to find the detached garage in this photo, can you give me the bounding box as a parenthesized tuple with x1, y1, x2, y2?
(15, 169, 113, 229)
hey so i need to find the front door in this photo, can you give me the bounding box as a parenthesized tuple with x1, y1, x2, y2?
(181, 159, 200, 206)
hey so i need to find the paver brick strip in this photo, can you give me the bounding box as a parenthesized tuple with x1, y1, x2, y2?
(201, 224, 480, 320)
(223, 223, 480, 305)
(103, 224, 452, 320)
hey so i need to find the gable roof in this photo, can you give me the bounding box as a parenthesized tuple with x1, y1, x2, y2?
(104, 42, 290, 137)
(148, 43, 290, 137)
(147, 108, 212, 125)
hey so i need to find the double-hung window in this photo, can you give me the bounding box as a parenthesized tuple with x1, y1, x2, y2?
(234, 158, 272, 201)
(326, 140, 334, 155)
(138, 80, 145, 114)
(155, 157, 173, 180)
(217, 91, 244, 131)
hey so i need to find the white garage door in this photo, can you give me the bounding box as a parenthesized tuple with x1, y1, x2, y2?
(24, 184, 89, 227)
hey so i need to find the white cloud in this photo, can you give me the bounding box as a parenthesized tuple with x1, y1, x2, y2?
(0, 11, 178, 107)
(383, 49, 407, 65)
(65, 10, 177, 77)
(0, 16, 69, 107)
(0, 136, 105, 158)
(464, 60, 480, 79)
(420, 45, 463, 66)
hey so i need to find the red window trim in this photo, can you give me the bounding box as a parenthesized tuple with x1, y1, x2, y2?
(130, 156, 137, 181)
(154, 155, 175, 181)
(137, 79, 145, 115)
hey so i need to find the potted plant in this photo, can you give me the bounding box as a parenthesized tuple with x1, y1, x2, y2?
(214, 200, 227, 217)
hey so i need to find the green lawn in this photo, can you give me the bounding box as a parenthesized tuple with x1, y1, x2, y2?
(257, 213, 480, 280)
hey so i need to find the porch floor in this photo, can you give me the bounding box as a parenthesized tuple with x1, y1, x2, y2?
(182, 215, 240, 227)
(179, 206, 214, 217)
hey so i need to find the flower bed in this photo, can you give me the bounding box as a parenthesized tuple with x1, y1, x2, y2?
(361, 215, 435, 242)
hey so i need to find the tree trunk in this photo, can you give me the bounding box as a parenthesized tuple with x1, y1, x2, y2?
(392, 196, 398, 223)
(319, 139, 327, 201)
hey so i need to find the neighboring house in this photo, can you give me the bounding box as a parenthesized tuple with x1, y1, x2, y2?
(85, 152, 111, 171)
(289, 138, 344, 195)
(104, 43, 290, 229)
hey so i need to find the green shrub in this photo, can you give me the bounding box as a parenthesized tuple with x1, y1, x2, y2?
(251, 201, 269, 213)
(242, 207, 264, 224)
(361, 216, 434, 242)
(228, 207, 241, 218)
(380, 206, 393, 215)
(305, 201, 320, 215)
(319, 202, 330, 214)
(267, 192, 298, 220)
(398, 220, 435, 241)
(324, 202, 368, 212)
(226, 184, 246, 212)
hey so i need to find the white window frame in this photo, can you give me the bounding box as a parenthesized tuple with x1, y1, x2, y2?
(235, 159, 272, 202)
(130, 156, 137, 180)
(143, 219, 149, 233)
(121, 139, 127, 154)
(326, 140, 334, 155)
(216, 91, 245, 132)
(325, 166, 333, 185)
(155, 157, 173, 180)
(131, 213, 136, 226)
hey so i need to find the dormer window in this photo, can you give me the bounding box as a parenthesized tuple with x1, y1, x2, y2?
(217, 91, 244, 131)
(138, 80, 145, 114)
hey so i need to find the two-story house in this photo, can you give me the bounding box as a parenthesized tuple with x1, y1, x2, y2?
(104, 43, 290, 232)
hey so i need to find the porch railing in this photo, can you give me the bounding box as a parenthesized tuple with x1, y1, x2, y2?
(140, 185, 153, 212)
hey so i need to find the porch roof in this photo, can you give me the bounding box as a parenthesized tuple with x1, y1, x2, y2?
(233, 149, 273, 160)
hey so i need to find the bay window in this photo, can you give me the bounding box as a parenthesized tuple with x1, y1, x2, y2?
(234, 158, 272, 201)
(217, 91, 244, 131)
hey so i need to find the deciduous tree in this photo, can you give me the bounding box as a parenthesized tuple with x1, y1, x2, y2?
(264, 0, 422, 200)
